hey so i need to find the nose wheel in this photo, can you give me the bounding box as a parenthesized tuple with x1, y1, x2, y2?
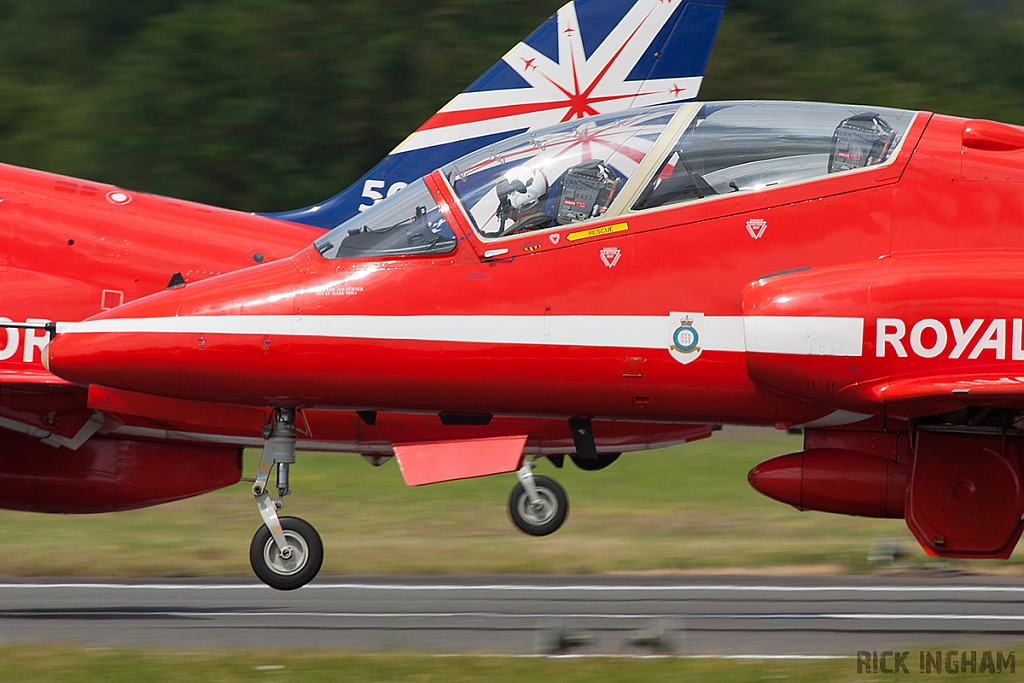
(250, 516, 323, 591)
(250, 407, 323, 590)
(508, 459, 568, 536)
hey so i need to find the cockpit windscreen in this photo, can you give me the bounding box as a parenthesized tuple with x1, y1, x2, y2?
(314, 178, 456, 259)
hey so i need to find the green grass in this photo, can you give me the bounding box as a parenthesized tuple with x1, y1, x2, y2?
(0, 647, 1019, 683)
(0, 427, 1021, 577)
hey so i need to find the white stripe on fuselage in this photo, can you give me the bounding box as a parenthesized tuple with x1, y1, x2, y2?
(744, 316, 864, 357)
(61, 315, 866, 357)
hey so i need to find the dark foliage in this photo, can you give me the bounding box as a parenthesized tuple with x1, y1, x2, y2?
(1, 0, 1021, 212)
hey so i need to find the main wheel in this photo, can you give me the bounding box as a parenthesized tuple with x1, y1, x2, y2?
(570, 452, 620, 471)
(508, 475, 568, 536)
(250, 516, 323, 591)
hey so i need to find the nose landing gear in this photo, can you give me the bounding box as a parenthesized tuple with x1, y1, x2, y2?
(250, 516, 322, 591)
(249, 407, 323, 590)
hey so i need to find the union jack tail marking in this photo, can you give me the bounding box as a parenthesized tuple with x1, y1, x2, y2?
(267, 0, 726, 230)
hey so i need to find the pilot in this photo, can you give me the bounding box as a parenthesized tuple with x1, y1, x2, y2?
(505, 167, 548, 215)
(492, 159, 625, 236)
(494, 167, 551, 236)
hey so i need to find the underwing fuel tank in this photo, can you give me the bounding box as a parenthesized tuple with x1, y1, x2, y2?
(747, 447, 907, 519)
(749, 429, 1024, 559)
(0, 430, 242, 513)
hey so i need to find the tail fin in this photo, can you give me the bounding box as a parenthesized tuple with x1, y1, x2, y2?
(268, 0, 726, 229)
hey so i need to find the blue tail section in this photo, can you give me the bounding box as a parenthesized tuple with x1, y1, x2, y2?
(267, 0, 726, 229)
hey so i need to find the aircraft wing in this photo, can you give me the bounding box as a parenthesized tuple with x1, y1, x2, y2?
(0, 370, 77, 390)
(841, 372, 1024, 416)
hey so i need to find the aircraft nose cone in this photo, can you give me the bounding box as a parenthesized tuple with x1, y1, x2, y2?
(748, 453, 804, 509)
(46, 314, 170, 393)
(46, 255, 305, 402)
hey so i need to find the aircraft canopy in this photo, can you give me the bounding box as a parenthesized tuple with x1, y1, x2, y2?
(315, 100, 917, 258)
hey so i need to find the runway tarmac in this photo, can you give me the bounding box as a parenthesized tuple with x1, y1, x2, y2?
(0, 574, 1021, 655)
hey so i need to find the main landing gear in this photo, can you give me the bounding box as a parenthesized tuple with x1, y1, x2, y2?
(508, 458, 568, 536)
(506, 418, 623, 536)
(249, 407, 323, 590)
(506, 454, 620, 536)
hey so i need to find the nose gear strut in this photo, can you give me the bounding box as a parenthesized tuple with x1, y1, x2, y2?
(249, 407, 323, 590)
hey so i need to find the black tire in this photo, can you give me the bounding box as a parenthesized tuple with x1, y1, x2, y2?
(249, 516, 324, 591)
(508, 475, 568, 536)
(570, 452, 620, 471)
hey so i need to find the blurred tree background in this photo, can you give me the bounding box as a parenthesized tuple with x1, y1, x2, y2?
(1, 0, 1022, 212)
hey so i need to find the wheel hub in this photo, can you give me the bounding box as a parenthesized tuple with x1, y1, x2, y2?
(263, 530, 308, 576)
(519, 489, 557, 525)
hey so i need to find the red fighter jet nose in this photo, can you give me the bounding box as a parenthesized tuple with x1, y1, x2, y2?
(45, 307, 176, 395)
(747, 453, 804, 510)
(46, 255, 306, 402)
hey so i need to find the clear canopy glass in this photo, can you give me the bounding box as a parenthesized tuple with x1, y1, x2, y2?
(312, 100, 918, 258)
(314, 178, 456, 259)
(633, 101, 916, 211)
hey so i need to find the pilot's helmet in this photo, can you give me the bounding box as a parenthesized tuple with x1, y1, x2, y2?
(502, 167, 548, 211)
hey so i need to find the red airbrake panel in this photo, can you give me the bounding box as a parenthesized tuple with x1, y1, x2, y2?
(394, 435, 527, 486)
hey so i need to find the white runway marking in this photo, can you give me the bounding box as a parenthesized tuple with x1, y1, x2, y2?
(0, 578, 1017, 653)
(6, 610, 1022, 621)
(0, 582, 1021, 593)
(432, 653, 856, 660)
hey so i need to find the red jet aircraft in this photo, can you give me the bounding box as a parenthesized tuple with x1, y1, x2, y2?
(47, 100, 1024, 588)
(0, 164, 706, 478)
(2, 0, 725, 589)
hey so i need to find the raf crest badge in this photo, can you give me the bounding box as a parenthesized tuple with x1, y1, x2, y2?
(669, 312, 704, 365)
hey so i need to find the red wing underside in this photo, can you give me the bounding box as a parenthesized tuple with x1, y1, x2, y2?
(844, 372, 1024, 416)
(0, 370, 76, 390)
